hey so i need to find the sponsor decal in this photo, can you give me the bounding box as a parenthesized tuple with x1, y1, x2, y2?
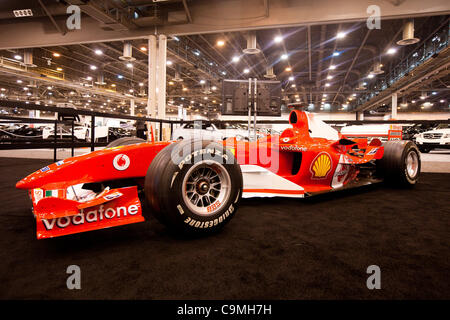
(41, 204, 140, 231)
(340, 155, 354, 164)
(282, 137, 290, 143)
(113, 154, 130, 171)
(206, 200, 221, 213)
(45, 189, 65, 198)
(177, 148, 228, 170)
(280, 145, 307, 152)
(103, 192, 122, 201)
(183, 204, 234, 229)
(331, 163, 351, 188)
(310, 152, 332, 179)
(35, 187, 143, 239)
(367, 148, 378, 155)
(56, 160, 64, 166)
(33, 188, 44, 203)
(41, 166, 50, 172)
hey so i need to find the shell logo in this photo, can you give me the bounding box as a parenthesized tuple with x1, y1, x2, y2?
(311, 152, 332, 179)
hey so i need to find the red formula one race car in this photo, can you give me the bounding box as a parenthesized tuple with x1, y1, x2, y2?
(16, 110, 421, 239)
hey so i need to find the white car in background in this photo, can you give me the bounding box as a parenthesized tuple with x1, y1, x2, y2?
(415, 124, 450, 153)
(43, 124, 109, 142)
(172, 122, 255, 141)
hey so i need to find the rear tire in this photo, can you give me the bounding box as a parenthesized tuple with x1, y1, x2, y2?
(106, 137, 146, 148)
(377, 140, 421, 186)
(145, 139, 242, 234)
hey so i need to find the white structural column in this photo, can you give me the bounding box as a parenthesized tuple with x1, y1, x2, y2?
(148, 35, 157, 118)
(391, 92, 398, 118)
(357, 111, 364, 121)
(130, 99, 135, 116)
(157, 34, 167, 119)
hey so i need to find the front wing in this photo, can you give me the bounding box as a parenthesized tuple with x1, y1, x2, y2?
(33, 186, 144, 239)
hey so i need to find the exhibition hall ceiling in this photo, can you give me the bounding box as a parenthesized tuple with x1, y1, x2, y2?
(0, 1, 448, 116)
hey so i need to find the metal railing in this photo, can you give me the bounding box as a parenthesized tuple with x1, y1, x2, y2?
(2, 99, 449, 163)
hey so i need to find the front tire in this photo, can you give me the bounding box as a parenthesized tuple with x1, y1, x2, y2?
(106, 137, 146, 148)
(377, 140, 421, 186)
(145, 140, 242, 234)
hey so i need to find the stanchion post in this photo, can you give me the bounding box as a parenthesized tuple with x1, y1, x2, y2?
(53, 120, 57, 162)
(90, 114, 95, 152)
(71, 120, 74, 157)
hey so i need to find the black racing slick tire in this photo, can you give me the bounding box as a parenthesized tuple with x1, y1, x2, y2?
(106, 137, 146, 148)
(377, 140, 421, 186)
(144, 139, 242, 234)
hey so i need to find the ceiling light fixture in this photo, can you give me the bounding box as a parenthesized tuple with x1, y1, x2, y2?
(274, 35, 283, 43)
(387, 47, 397, 55)
(336, 32, 346, 39)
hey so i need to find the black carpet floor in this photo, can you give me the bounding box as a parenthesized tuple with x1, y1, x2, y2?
(0, 157, 449, 300)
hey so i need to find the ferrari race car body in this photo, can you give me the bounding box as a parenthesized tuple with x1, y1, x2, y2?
(16, 110, 421, 239)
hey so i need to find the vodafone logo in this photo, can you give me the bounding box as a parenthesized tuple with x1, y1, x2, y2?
(113, 154, 130, 171)
(41, 204, 139, 231)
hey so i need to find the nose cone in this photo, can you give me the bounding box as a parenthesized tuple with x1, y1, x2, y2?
(16, 179, 26, 189)
(16, 166, 50, 190)
(16, 176, 34, 189)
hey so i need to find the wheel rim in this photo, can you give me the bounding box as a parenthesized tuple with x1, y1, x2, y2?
(406, 151, 419, 178)
(182, 160, 231, 216)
